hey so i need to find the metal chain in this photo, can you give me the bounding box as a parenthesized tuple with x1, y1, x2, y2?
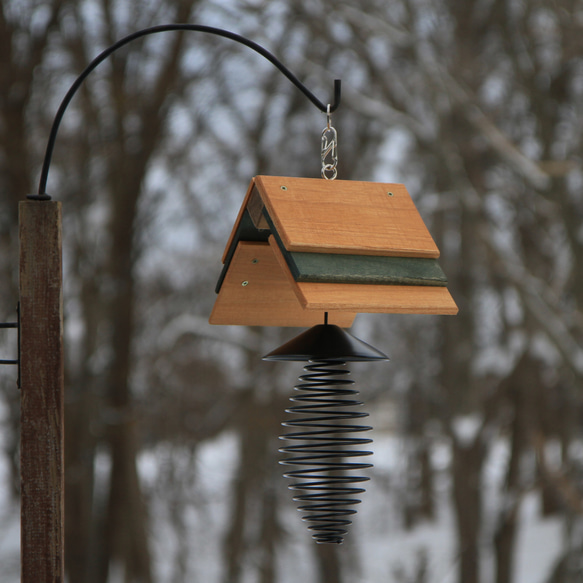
(321, 105, 338, 180)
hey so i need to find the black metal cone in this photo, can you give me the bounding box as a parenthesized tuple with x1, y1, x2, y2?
(263, 324, 389, 362)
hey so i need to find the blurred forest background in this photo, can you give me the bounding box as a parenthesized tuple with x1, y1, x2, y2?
(2, 0, 583, 582)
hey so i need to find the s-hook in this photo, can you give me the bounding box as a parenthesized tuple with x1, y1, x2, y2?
(29, 24, 341, 201)
(321, 105, 338, 180)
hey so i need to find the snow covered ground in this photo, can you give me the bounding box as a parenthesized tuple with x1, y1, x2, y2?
(0, 428, 565, 582)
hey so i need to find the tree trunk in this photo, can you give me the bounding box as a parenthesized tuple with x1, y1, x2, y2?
(98, 163, 152, 583)
(223, 386, 284, 583)
(314, 543, 342, 583)
(494, 354, 534, 583)
(452, 437, 484, 583)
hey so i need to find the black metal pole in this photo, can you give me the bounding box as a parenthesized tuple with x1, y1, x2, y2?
(29, 24, 341, 200)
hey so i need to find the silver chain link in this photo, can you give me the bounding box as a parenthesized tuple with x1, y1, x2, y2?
(321, 105, 338, 180)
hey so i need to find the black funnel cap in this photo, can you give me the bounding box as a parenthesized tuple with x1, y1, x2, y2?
(263, 324, 389, 362)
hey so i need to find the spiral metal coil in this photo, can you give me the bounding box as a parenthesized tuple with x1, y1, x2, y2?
(280, 358, 373, 544)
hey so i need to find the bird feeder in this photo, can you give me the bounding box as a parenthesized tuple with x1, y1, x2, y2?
(210, 175, 458, 326)
(209, 174, 458, 543)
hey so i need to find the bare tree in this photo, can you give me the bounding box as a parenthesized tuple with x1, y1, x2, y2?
(3, 1, 583, 583)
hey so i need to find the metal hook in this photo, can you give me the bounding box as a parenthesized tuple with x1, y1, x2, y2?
(30, 24, 342, 200)
(321, 105, 338, 180)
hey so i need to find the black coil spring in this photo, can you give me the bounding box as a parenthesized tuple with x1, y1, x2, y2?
(279, 358, 373, 544)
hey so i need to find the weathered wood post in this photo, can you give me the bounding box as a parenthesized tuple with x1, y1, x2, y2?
(19, 200, 64, 582)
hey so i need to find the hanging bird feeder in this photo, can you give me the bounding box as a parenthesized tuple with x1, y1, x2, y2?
(209, 109, 458, 543)
(209, 172, 458, 542)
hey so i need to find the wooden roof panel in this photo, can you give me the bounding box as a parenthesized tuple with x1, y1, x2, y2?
(255, 175, 440, 258)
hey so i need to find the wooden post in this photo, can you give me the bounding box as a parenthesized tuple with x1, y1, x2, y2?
(19, 201, 64, 583)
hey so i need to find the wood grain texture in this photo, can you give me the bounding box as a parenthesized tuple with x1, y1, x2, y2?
(295, 281, 459, 315)
(215, 209, 270, 293)
(268, 236, 458, 315)
(221, 178, 257, 264)
(209, 241, 356, 327)
(255, 175, 440, 258)
(19, 201, 65, 583)
(266, 223, 448, 285)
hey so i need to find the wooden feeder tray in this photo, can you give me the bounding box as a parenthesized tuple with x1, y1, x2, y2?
(209, 176, 458, 327)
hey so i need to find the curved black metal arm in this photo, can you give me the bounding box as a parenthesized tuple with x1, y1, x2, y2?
(30, 24, 341, 200)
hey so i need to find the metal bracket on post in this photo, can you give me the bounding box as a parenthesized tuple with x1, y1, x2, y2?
(0, 303, 20, 388)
